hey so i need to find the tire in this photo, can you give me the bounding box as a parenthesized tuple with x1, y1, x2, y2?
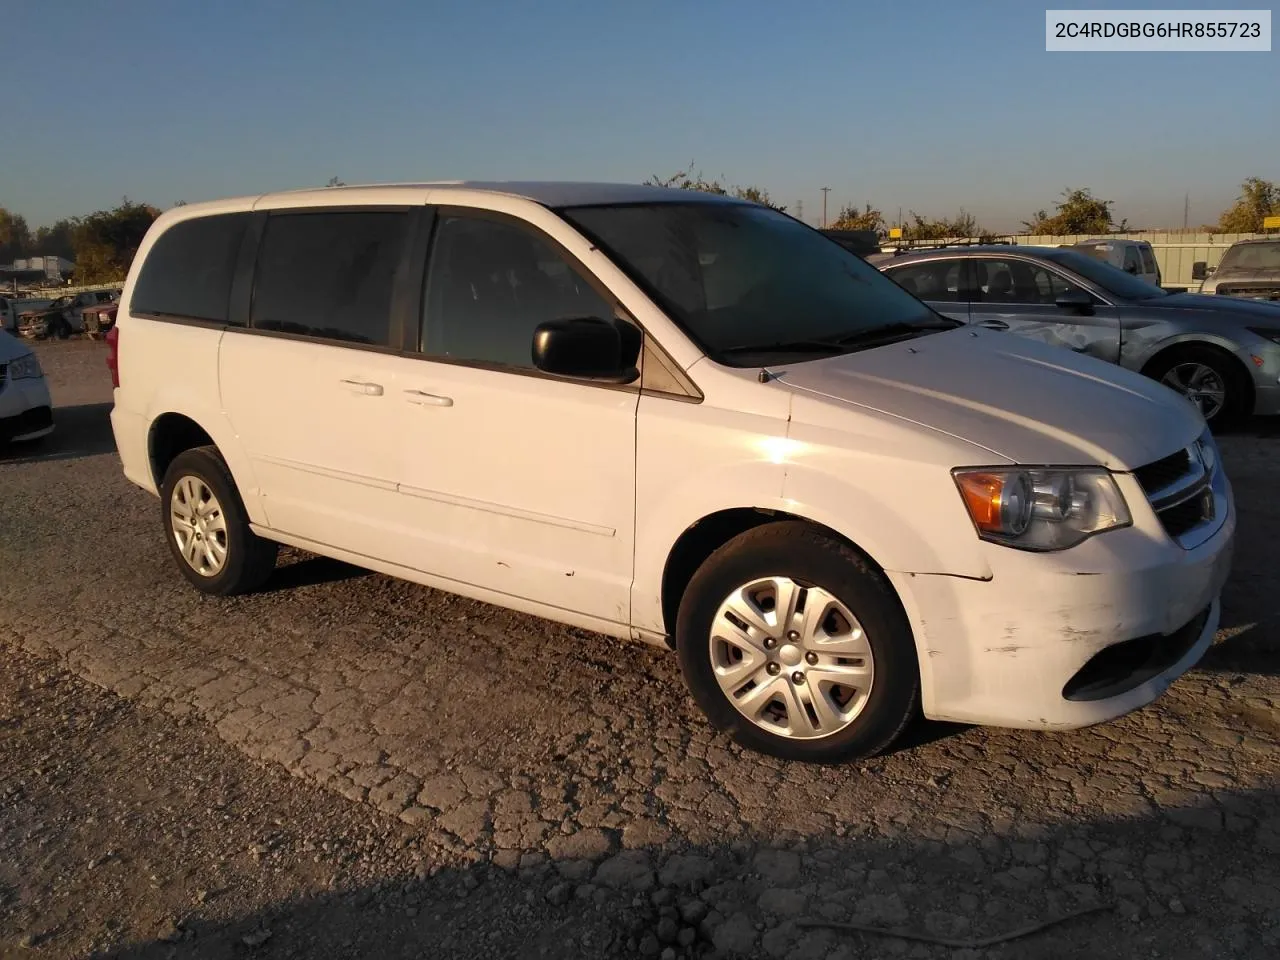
(1146, 345, 1251, 431)
(675, 521, 920, 764)
(159, 445, 278, 596)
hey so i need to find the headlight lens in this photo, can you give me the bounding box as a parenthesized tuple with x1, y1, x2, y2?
(953, 467, 1131, 551)
(7, 353, 43, 380)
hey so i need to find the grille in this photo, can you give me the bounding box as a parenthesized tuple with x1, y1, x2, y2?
(1133, 440, 1217, 546)
(1133, 448, 1191, 495)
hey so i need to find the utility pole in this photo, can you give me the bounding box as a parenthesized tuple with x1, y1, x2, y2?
(796, 199, 803, 223)
(820, 187, 831, 227)
(1183, 192, 1190, 230)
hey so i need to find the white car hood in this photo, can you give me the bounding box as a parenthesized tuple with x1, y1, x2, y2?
(774, 327, 1204, 470)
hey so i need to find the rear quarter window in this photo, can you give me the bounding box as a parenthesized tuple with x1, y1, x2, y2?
(130, 213, 251, 324)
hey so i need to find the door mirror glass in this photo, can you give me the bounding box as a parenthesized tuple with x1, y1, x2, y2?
(1055, 288, 1094, 312)
(532, 316, 640, 382)
(1191, 261, 1208, 281)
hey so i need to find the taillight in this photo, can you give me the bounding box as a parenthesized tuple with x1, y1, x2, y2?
(106, 325, 120, 388)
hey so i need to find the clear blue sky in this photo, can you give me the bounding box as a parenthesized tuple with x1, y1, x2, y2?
(3, 0, 1276, 232)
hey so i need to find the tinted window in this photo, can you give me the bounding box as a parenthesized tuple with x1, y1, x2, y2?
(885, 259, 967, 302)
(1123, 246, 1141, 272)
(422, 214, 614, 368)
(974, 258, 1085, 304)
(131, 213, 249, 323)
(251, 211, 409, 345)
(560, 202, 941, 364)
(1139, 245, 1157, 273)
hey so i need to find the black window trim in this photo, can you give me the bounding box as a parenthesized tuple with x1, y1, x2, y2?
(409, 203, 701, 401)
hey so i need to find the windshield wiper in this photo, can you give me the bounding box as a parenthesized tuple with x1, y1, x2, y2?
(826, 316, 963, 347)
(718, 340, 849, 357)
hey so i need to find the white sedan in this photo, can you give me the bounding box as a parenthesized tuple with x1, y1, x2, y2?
(0, 329, 54, 443)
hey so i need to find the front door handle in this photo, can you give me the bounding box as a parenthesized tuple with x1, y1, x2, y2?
(340, 379, 384, 396)
(977, 319, 1009, 330)
(404, 389, 453, 407)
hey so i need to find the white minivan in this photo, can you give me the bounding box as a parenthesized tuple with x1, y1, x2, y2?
(108, 182, 1234, 763)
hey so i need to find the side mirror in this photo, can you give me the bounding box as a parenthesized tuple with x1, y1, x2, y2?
(1124, 263, 1139, 275)
(532, 316, 640, 383)
(1191, 261, 1208, 281)
(1055, 289, 1094, 313)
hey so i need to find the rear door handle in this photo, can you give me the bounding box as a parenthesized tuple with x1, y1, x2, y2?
(340, 379, 384, 396)
(977, 319, 1009, 330)
(404, 389, 453, 407)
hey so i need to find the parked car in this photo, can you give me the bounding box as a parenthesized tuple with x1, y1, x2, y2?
(109, 182, 1233, 763)
(17, 289, 118, 339)
(81, 299, 120, 339)
(1071, 238, 1162, 287)
(0, 328, 54, 443)
(877, 245, 1280, 427)
(1, 295, 55, 333)
(1196, 238, 1280, 301)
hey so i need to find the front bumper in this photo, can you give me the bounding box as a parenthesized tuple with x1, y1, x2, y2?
(0, 374, 55, 442)
(889, 470, 1235, 730)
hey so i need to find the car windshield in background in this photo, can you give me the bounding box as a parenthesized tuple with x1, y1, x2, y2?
(1218, 242, 1280, 271)
(558, 202, 951, 365)
(1038, 248, 1169, 300)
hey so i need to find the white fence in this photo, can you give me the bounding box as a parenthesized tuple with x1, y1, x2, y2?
(993, 232, 1268, 288)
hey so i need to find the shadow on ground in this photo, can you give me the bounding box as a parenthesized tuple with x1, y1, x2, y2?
(0, 402, 116, 466)
(93, 784, 1280, 960)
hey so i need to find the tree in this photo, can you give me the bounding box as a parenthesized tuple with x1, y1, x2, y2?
(828, 202, 885, 234)
(33, 219, 77, 261)
(902, 209, 992, 241)
(70, 198, 162, 283)
(1216, 177, 1279, 233)
(0, 208, 33, 264)
(644, 162, 785, 211)
(1022, 188, 1122, 235)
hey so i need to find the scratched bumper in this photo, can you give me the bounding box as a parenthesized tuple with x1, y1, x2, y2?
(888, 474, 1236, 730)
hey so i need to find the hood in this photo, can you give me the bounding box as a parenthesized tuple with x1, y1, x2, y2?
(774, 327, 1203, 471)
(0, 329, 35, 362)
(1147, 292, 1280, 319)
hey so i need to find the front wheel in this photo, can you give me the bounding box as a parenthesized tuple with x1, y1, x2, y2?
(159, 446, 278, 596)
(675, 521, 920, 763)
(1147, 346, 1251, 430)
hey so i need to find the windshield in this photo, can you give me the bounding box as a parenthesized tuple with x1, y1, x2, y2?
(48, 296, 74, 309)
(557, 202, 945, 364)
(1037, 247, 1168, 300)
(1218, 242, 1280, 272)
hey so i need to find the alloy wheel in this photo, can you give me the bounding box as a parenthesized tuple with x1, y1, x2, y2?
(1161, 362, 1226, 421)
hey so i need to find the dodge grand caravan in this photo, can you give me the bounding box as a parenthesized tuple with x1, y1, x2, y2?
(107, 182, 1235, 763)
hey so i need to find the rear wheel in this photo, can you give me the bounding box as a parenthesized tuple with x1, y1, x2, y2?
(159, 446, 278, 595)
(1147, 345, 1251, 430)
(675, 521, 919, 763)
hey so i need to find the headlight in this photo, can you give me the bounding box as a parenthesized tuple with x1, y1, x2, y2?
(953, 467, 1131, 551)
(7, 353, 43, 380)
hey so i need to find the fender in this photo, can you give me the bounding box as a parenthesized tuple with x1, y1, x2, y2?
(139, 341, 269, 526)
(1127, 329, 1255, 375)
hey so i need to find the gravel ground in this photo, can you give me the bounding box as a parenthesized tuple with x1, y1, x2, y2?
(1, 339, 1278, 959)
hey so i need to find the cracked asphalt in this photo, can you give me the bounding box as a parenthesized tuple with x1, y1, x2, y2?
(2, 339, 1279, 959)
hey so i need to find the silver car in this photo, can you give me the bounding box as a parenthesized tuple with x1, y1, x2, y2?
(1197, 238, 1280, 301)
(876, 245, 1280, 427)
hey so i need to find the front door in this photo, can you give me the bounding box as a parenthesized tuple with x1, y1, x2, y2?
(385, 208, 639, 627)
(968, 256, 1121, 363)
